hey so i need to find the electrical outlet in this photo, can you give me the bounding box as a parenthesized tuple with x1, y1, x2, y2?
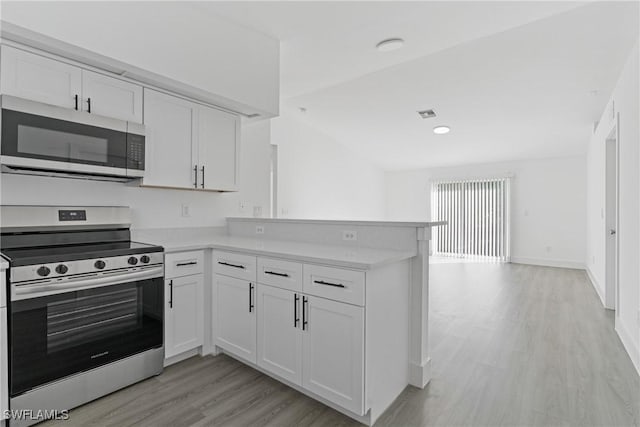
(253, 206, 262, 218)
(256, 226, 264, 234)
(181, 204, 191, 217)
(239, 201, 246, 214)
(342, 230, 357, 241)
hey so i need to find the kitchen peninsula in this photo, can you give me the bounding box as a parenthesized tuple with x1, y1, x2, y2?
(134, 217, 445, 425)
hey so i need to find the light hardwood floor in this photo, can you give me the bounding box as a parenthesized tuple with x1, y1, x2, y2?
(43, 263, 640, 426)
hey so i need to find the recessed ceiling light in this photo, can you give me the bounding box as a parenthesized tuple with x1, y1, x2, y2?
(376, 38, 404, 52)
(433, 126, 450, 135)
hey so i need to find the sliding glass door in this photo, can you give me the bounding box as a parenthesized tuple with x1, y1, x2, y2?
(431, 178, 510, 261)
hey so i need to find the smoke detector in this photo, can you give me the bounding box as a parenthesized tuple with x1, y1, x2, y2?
(418, 109, 436, 119)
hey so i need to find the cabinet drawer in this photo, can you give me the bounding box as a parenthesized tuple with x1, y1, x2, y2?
(213, 251, 256, 281)
(165, 251, 204, 278)
(257, 257, 303, 292)
(303, 265, 365, 306)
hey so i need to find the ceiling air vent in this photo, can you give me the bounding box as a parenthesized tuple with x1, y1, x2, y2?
(418, 109, 436, 119)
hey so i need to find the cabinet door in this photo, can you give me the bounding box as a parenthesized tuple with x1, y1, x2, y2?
(257, 285, 302, 384)
(165, 275, 204, 359)
(81, 70, 143, 123)
(143, 88, 196, 188)
(302, 296, 365, 415)
(0, 45, 81, 109)
(196, 104, 240, 191)
(216, 275, 256, 363)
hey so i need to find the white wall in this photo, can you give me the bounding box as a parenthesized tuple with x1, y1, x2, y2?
(0, 120, 272, 229)
(1, 1, 279, 116)
(271, 111, 386, 220)
(385, 156, 587, 269)
(586, 42, 639, 374)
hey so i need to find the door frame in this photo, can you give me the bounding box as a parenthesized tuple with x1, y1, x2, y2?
(604, 115, 620, 312)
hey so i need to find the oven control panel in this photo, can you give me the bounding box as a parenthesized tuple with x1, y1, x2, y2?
(10, 252, 164, 285)
(58, 209, 87, 221)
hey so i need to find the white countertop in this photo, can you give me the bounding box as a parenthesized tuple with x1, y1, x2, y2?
(148, 235, 416, 269)
(227, 217, 447, 228)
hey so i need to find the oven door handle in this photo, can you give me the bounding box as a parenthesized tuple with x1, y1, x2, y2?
(11, 266, 164, 301)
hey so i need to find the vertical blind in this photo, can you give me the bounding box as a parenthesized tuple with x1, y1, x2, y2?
(432, 178, 510, 261)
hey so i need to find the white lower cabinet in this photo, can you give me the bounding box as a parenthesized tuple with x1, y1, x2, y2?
(256, 284, 302, 384)
(213, 253, 380, 421)
(165, 274, 204, 358)
(256, 283, 365, 415)
(301, 296, 364, 415)
(216, 274, 256, 364)
(164, 250, 205, 360)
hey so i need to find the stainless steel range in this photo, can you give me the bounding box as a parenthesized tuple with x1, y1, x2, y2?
(0, 206, 164, 426)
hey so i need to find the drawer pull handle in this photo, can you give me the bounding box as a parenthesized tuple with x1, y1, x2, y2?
(313, 280, 345, 288)
(176, 261, 197, 267)
(218, 261, 245, 269)
(265, 270, 290, 278)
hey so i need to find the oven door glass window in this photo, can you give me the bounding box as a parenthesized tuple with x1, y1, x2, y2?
(10, 279, 163, 396)
(1, 109, 127, 168)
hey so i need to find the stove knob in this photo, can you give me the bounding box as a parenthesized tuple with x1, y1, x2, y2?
(140, 255, 150, 264)
(37, 266, 51, 277)
(128, 256, 138, 265)
(94, 260, 106, 270)
(55, 264, 68, 274)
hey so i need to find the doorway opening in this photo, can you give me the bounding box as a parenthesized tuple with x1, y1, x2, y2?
(604, 121, 619, 311)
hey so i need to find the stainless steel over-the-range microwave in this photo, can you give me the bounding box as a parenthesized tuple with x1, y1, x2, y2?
(0, 95, 145, 180)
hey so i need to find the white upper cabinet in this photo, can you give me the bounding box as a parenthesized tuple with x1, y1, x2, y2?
(0, 45, 143, 123)
(0, 45, 81, 110)
(143, 88, 241, 191)
(142, 88, 196, 189)
(195, 105, 240, 191)
(81, 70, 142, 123)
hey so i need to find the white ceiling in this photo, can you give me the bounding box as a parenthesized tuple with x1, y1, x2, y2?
(197, 1, 639, 170)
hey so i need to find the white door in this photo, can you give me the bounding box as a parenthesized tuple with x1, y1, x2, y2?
(196, 104, 240, 191)
(143, 88, 196, 188)
(165, 275, 204, 358)
(0, 45, 81, 109)
(605, 127, 619, 311)
(257, 285, 302, 384)
(81, 70, 143, 123)
(216, 275, 256, 363)
(302, 296, 365, 415)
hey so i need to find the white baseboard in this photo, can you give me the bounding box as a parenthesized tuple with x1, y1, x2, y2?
(409, 358, 432, 389)
(615, 317, 640, 376)
(510, 257, 585, 270)
(585, 267, 606, 306)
